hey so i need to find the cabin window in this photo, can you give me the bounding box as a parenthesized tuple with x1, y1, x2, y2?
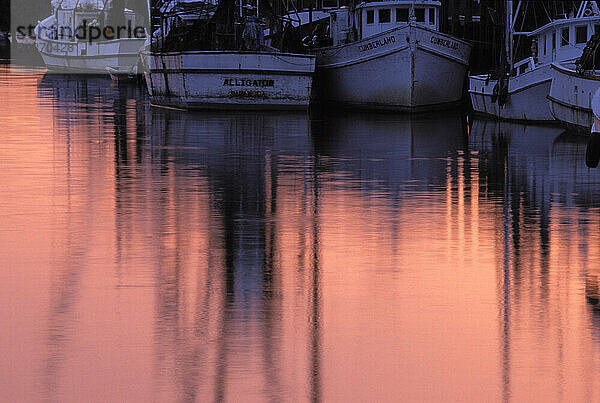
(366, 10, 374, 24)
(379, 9, 391, 23)
(519, 64, 527, 74)
(429, 8, 435, 25)
(561, 28, 569, 46)
(415, 8, 425, 22)
(396, 8, 408, 22)
(552, 31, 556, 51)
(576, 25, 587, 43)
(544, 35, 547, 55)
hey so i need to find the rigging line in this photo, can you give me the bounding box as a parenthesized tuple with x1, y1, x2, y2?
(542, 0, 551, 23)
(513, 1, 528, 62)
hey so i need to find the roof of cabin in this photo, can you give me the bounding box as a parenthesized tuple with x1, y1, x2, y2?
(529, 15, 600, 37)
(356, 0, 441, 10)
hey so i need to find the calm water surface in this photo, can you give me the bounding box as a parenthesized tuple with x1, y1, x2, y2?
(2, 63, 600, 402)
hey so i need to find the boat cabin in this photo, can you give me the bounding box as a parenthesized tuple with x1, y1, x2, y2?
(328, 0, 440, 46)
(511, 2, 600, 76)
(357, 0, 440, 38)
(48, 1, 141, 42)
(529, 15, 600, 66)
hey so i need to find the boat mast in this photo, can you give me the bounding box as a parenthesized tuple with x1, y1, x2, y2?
(506, 0, 513, 71)
(577, 1, 588, 18)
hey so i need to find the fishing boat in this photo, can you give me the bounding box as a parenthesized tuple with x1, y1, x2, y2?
(142, 0, 316, 110)
(546, 26, 600, 131)
(308, 0, 471, 111)
(470, 0, 600, 122)
(143, 50, 315, 109)
(547, 61, 600, 130)
(34, 0, 147, 73)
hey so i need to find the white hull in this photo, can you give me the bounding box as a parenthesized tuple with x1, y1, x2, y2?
(469, 65, 554, 121)
(35, 37, 145, 73)
(313, 23, 471, 111)
(548, 63, 600, 130)
(142, 51, 316, 110)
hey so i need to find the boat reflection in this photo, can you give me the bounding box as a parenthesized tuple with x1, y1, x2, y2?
(134, 107, 319, 401)
(24, 70, 600, 401)
(138, 108, 471, 401)
(311, 110, 469, 195)
(470, 118, 600, 401)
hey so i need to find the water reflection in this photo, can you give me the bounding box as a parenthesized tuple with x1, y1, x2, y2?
(3, 67, 600, 401)
(471, 119, 600, 401)
(142, 108, 321, 401)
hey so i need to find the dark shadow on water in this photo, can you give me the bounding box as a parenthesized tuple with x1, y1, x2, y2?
(131, 107, 321, 401)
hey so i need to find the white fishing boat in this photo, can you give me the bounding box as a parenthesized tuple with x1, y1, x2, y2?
(142, 50, 315, 109)
(143, 0, 316, 109)
(311, 0, 471, 111)
(34, 0, 147, 73)
(547, 62, 600, 129)
(469, 0, 600, 121)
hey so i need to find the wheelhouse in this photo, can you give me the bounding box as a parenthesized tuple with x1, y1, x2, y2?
(529, 15, 600, 66)
(40, 0, 142, 42)
(357, 0, 441, 39)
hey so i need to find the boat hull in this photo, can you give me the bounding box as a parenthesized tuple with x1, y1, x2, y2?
(35, 37, 145, 73)
(548, 63, 600, 130)
(313, 24, 471, 111)
(469, 65, 554, 122)
(142, 51, 316, 110)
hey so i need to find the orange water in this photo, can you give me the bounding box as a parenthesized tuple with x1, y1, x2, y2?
(2, 63, 600, 402)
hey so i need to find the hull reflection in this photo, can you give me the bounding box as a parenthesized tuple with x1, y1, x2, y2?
(470, 118, 600, 401)
(470, 118, 600, 205)
(5, 62, 600, 401)
(312, 111, 468, 194)
(140, 109, 320, 402)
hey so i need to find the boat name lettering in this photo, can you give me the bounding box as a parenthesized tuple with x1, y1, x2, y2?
(358, 35, 396, 52)
(230, 90, 268, 98)
(223, 78, 274, 87)
(430, 36, 458, 50)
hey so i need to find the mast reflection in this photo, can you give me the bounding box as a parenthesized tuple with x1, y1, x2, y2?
(470, 118, 600, 400)
(32, 67, 600, 400)
(142, 108, 319, 400)
(36, 74, 144, 400)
